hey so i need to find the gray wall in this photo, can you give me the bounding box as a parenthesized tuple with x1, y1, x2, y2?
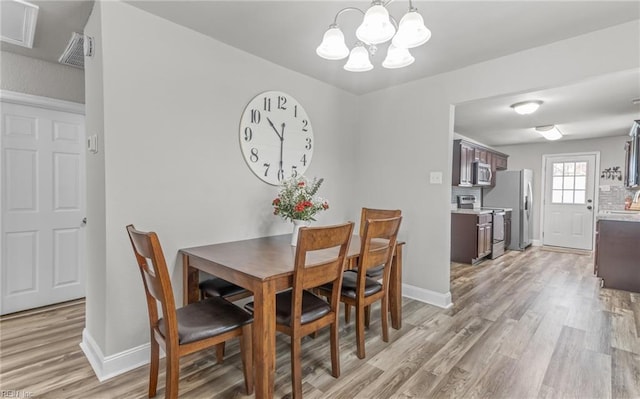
(85, 1, 358, 355)
(1, 51, 85, 103)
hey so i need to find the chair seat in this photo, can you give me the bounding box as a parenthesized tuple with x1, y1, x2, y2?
(158, 297, 253, 345)
(245, 290, 330, 326)
(199, 278, 247, 298)
(323, 270, 382, 299)
(353, 264, 385, 278)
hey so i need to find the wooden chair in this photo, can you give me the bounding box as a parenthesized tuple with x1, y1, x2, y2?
(198, 277, 252, 363)
(126, 225, 253, 398)
(344, 208, 401, 324)
(319, 216, 402, 359)
(245, 222, 354, 399)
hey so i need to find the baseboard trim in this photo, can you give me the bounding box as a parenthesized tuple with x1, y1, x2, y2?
(80, 328, 156, 381)
(402, 284, 453, 309)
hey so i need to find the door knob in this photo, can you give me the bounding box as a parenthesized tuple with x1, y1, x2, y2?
(587, 206, 592, 210)
(82, 217, 87, 225)
(587, 199, 593, 203)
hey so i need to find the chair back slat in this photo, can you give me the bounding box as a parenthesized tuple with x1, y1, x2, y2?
(359, 208, 401, 237)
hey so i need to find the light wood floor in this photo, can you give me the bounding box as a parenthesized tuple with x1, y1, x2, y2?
(1, 247, 639, 398)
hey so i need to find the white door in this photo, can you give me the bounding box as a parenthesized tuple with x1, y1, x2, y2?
(542, 154, 597, 250)
(1, 101, 86, 315)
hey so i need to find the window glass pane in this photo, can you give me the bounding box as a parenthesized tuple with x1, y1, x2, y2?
(565, 162, 575, 175)
(562, 190, 573, 203)
(575, 162, 587, 176)
(553, 163, 563, 176)
(552, 190, 563, 203)
(575, 176, 586, 190)
(574, 190, 586, 204)
(563, 176, 575, 190)
(553, 176, 564, 190)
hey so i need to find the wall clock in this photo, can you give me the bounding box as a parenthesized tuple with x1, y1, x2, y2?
(239, 91, 314, 185)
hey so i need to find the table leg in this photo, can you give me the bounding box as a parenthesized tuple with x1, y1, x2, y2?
(252, 280, 276, 399)
(182, 254, 199, 305)
(389, 244, 403, 329)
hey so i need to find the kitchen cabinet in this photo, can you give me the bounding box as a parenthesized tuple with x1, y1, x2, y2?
(452, 139, 509, 187)
(451, 212, 492, 264)
(594, 219, 640, 293)
(452, 140, 474, 186)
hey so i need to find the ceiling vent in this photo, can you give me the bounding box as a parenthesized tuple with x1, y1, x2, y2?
(0, 0, 39, 48)
(59, 32, 85, 69)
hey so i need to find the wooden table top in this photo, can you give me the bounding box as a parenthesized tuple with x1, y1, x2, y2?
(180, 234, 401, 282)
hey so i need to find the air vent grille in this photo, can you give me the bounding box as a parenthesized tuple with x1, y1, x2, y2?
(58, 32, 84, 69)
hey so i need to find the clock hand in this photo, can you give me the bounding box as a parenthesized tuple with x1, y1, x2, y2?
(267, 117, 282, 141)
(279, 123, 284, 176)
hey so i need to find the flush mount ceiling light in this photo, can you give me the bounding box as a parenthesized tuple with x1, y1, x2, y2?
(316, 0, 431, 72)
(535, 125, 563, 141)
(511, 100, 543, 115)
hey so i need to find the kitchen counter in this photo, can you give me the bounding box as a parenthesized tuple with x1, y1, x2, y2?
(596, 210, 640, 222)
(451, 209, 493, 215)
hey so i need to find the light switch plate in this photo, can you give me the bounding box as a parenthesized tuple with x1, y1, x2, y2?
(430, 171, 443, 184)
(87, 135, 98, 153)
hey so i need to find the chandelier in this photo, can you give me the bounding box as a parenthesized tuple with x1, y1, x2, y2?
(316, 0, 431, 72)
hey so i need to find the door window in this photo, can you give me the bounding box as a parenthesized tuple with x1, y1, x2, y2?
(551, 161, 587, 204)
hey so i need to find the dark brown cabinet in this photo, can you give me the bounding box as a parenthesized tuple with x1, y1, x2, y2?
(451, 212, 492, 264)
(453, 141, 474, 186)
(595, 219, 640, 293)
(452, 139, 509, 187)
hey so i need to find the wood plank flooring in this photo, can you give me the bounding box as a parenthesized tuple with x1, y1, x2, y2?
(1, 247, 639, 398)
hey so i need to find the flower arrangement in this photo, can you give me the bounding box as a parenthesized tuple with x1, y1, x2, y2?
(272, 176, 329, 222)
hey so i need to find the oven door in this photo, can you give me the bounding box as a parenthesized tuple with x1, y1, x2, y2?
(493, 212, 505, 243)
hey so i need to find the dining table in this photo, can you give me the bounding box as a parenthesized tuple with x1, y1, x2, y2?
(180, 233, 405, 399)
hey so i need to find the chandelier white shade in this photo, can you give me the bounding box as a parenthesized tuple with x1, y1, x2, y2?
(316, 26, 350, 60)
(535, 125, 563, 141)
(356, 3, 396, 45)
(511, 100, 543, 115)
(316, 0, 431, 72)
(392, 10, 431, 48)
(382, 45, 415, 69)
(344, 44, 373, 72)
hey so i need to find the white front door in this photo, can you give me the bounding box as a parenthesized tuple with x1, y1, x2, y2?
(1, 101, 86, 315)
(542, 153, 597, 250)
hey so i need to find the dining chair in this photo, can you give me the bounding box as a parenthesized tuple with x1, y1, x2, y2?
(343, 207, 401, 324)
(126, 225, 253, 399)
(198, 277, 252, 363)
(245, 221, 354, 399)
(319, 216, 402, 359)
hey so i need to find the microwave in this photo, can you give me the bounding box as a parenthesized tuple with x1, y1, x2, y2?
(472, 161, 492, 186)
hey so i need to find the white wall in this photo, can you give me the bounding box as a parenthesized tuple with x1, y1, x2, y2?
(0, 51, 85, 103)
(495, 135, 630, 240)
(85, 1, 358, 358)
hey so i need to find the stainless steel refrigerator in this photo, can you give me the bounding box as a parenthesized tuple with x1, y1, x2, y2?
(483, 169, 533, 250)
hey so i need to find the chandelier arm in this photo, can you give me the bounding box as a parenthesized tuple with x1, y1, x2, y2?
(332, 7, 365, 26)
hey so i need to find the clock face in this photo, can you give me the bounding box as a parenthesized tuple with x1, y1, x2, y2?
(239, 91, 314, 185)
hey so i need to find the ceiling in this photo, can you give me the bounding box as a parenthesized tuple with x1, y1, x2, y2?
(1, 1, 639, 146)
